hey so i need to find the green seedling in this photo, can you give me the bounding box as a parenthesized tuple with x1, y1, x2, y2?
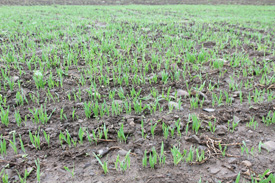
(0, 106, 9, 127)
(43, 130, 50, 147)
(93, 153, 108, 174)
(171, 146, 183, 165)
(14, 110, 22, 127)
(0, 136, 7, 156)
(9, 132, 18, 154)
(191, 114, 201, 134)
(142, 150, 148, 168)
(117, 123, 127, 143)
(103, 124, 108, 140)
(78, 127, 84, 144)
(151, 122, 157, 139)
(64, 163, 75, 178)
(16, 169, 31, 183)
(35, 158, 41, 183)
(19, 134, 25, 153)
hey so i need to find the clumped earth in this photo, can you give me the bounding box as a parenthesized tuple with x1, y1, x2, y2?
(0, 5, 275, 183)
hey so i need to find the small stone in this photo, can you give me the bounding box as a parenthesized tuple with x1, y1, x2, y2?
(262, 141, 275, 152)
(12, 76, 19, 82)
(27, 167, 33, 173)
(118, 149, 128, 156)
(199, 92, 208, 100)
(168, 101, 184, 111)
(224, 173, 238, 179)
(233, 91, 240, 98)
(75, 103, 84, 107)
(185, 135, 200, 144)
(127, 118, 134, 123)
(176, 89, 189, 98)
(97, 147, 109, 156)
(5, 169, 12, 178)
(134, 149, 143, 155)
(114, 100, 123, 105)
(233, 116, 240, 123)
(90, 171, 95, 176)
(209, 167, 220, 174)
(216, 125, 227, 135)
(242, 160, 252, 167)
(228, 158, 237, 164)
(203, 100, 211, 105)
(84, 163, 92, 169)
(174, 115, 180, 119)
(203, 108, 215, 112)
(129, 121, 135, 127)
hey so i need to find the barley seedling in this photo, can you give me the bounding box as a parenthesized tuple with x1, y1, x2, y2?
(33, 70, 45, 89)
(93, 153, 108, 174)
(0, 168, 9, 183)
(29, 131, 41, 150)
(175, 119, 181, 138)
(118, 150, 131, 172)
(195, 148, 205, 162)
(64, 163, 75, 178)
(151, 122, 157, 139)
(185, 146, 194, 163)
(16, 91, 24, 105)
(262, 111, 275, 126)
(117, 123, 127, 143)
(149, 154, 155, 169)
(0, 106, 9, 127)
(14, 110, 22, 127)
(170, 126, 175, 138)
(65, 130, 72, 148)
(78, 127, 84, 144)
(16, 169, 31, 183)
(218, 143, 227, 157)
(258, 141, 263, 153)
(9, 132, 17, 154)
(103, 124, 108, 140)
(191, 114, 201, 134)
(85, 130, 92, 145)
(208, 119, 216, 134)
(0, 136, 7, 157)
(246, 117, 258, 130)
(185, 122, 189, 136)
(159, 141, 166, 165)
(43, 130, 50, 147)
(115, 154, 120, 170)
(171, 146, 183, 165)
(59, 131, 65, 147)
(72, 108, 76, 121)
(142, 150, 148, 168)
(84, 101, 92, 118)
(235, 172, 241, 183)
(141, 120, 147, 139)
(162, 123, 169, 139)
(35, 158, 41, 183)
(228, 120, 239, 132)
(19, 134, 25, 153)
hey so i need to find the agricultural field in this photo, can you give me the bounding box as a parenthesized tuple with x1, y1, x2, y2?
(0, 5, 275, 183)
